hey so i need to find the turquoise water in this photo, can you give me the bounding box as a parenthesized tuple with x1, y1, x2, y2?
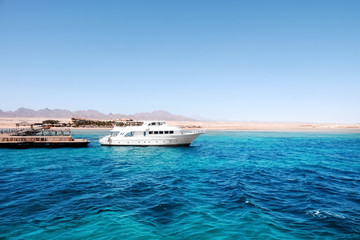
(1, 130, 360, 239)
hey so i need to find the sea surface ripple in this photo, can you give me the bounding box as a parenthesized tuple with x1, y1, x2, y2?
(0, 130, 360, 239)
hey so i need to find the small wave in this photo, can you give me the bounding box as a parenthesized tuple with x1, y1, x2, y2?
(39, 164, 62, 170)
(150, 203, 174, 212)
(307, 210, 346, 220)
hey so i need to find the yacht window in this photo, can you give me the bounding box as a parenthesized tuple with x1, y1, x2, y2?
(124, 131, 135, 137)
(154, 131, 158, 134)
(149, 131, 153, 134)
(152, 123, 156, 125)
(159, 131, 163, 134)
(111, 131, 120, 137)
(165, 131, 169, 134)
(170, 131, 174, 134)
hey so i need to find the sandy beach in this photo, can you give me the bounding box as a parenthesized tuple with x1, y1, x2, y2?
(0, 117, 359, 132)
(167, 121, 360, 132)
(0, 118, 72, 129)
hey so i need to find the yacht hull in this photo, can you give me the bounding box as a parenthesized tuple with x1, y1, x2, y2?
(101, 143, 191, 147)
(99, 133, 202, 147)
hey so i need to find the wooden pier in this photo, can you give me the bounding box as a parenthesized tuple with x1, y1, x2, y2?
(0, 128, 89, 148)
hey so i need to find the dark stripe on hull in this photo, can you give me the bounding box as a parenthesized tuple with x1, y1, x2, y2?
(101, 144, 191, 147)
(0, 142, 89, 149)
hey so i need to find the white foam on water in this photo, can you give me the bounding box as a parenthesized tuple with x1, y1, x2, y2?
(307, 210, 346, 219)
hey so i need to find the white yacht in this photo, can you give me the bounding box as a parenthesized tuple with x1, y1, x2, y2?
(99, 121, 205, 146)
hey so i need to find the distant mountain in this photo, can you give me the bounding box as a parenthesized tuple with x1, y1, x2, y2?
(0, 108, 195, 121)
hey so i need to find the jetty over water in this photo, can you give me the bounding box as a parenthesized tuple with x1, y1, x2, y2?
(0, 124, 89, 148)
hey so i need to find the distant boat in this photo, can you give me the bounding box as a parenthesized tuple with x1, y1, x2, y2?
(99, 121, 205, 146)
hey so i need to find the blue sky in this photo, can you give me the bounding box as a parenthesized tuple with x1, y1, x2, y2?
(0, 0, 359, 123)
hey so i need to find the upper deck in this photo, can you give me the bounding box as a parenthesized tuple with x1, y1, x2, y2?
(114, 121, 167, 127)
(115, 121, 144, 127)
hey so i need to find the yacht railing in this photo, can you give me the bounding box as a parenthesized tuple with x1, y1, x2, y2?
(181, 129, 206, 134)
(194, 129, 206, 134)
(115, 121, 144, 127)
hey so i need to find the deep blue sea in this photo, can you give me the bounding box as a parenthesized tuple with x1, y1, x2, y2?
(1, 130, 360, 239)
